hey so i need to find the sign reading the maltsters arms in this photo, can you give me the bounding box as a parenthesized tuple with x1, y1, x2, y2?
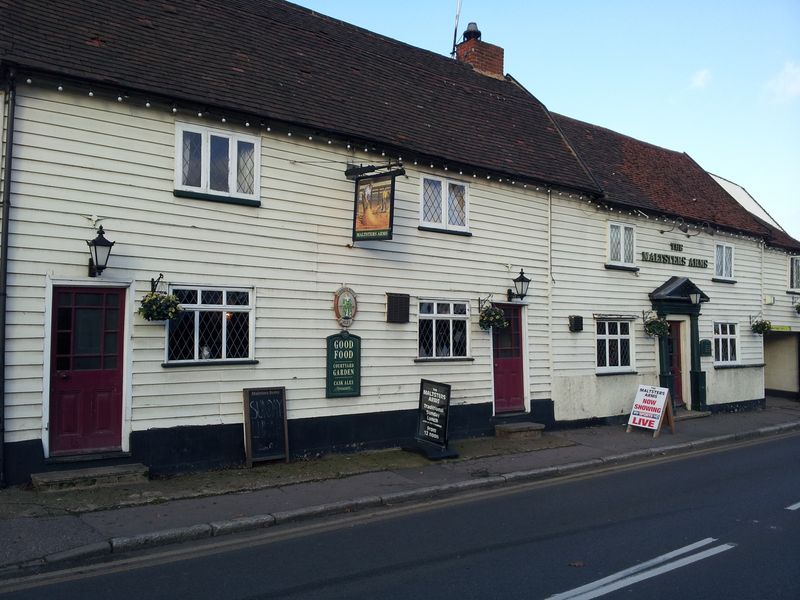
(326, 331, 361, 398)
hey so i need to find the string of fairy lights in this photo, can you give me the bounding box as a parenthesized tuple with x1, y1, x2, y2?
(18, 74, 796, 256)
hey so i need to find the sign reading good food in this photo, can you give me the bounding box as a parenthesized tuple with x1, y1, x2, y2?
(352, 172, 396, 241)
(326, 331, 361, 398)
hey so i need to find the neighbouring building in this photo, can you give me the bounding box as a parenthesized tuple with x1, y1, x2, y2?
(1, 0, 797, 485)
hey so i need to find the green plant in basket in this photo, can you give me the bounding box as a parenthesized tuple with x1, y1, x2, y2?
(479, 306, 508, 330)
(138, 291, 183, 321)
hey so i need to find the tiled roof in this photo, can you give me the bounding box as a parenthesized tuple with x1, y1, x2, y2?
(0, 0, 601, 195)
(552, 113, 776, 238)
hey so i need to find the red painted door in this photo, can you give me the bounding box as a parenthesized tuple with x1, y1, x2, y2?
(50, 287, 124, 455)
(667, 321, 684, 407)
(492, 304, 525, 413)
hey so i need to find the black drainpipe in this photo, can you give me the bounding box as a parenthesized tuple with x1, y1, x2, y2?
(0, 68, 17, 487)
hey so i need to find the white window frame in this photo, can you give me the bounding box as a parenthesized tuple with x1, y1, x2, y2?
(174, 123, 261, 202)
(419, 175, 470, 233)
(595, 318, 635, 374)
(714, 243, 735, 280)
(417, 299, 471, 359)
(165, 285, 255, 364)
(790, 256, 800, 291)
(713, 322, 738, 365)
(608, 222, 636, 266)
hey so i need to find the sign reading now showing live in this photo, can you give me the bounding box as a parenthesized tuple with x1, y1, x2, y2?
(416, 379, 452, 447)
(326, 332, 361, 398)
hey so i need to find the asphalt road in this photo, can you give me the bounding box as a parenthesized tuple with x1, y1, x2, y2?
(2, 434, 799, 599)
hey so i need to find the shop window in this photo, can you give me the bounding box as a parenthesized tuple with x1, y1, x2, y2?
(790, 256, 800, 290)
(420, 176, 469, 233)
(608, 222, 635, 266)
(174, 123, 260, 204)
(596, 319, 634, 373)
(714, 243, 734, 280)
(714, 322, 738, 364)
(167, 286, 253, 363)
(418, 300, 469, 359)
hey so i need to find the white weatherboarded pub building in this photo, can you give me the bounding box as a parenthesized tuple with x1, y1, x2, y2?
(1, 0, 798, 484)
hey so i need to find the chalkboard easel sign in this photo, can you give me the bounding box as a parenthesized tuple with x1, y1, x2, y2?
(404, 379, 458, 460)
(243, 387, 289, 467)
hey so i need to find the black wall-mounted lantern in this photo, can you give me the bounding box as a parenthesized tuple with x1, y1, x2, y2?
(86, 225, 115, 277)
(507, 269, 530, 302)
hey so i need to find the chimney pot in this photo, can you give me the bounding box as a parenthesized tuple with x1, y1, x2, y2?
(455, 23, 504, 78)
(463, 22, 481, 42)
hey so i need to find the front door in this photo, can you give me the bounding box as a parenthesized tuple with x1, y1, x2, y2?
(50, 287, 125, 455)
(667, 321, 684, 407)
(492, 304, 525, 413)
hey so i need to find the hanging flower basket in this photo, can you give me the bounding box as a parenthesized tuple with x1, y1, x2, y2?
(478, 306, 508, 330)
(751, 318, 772, 335)
(138, 291, 183, 321)
(795, 302, 800, 315)
(643, 316, 669, 338)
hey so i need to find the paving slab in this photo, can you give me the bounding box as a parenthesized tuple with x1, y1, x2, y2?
(0, 516, 104, 566)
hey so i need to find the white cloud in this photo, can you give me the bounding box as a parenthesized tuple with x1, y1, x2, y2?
(766, 61, 800, 103)
(691, 68, 711, 89)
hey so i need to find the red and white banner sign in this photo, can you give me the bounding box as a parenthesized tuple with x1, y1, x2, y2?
(628, 385, 669, 431)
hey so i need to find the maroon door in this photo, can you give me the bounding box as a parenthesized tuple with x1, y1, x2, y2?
(667, 321, 684, 407)
(492, 304, 525, 413)
(50, 287, 125, 455)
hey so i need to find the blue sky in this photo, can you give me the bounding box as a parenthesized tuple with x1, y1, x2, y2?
(293, 0, 799, 239)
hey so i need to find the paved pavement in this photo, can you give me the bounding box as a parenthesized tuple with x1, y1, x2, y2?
(1, 397, 799, 577)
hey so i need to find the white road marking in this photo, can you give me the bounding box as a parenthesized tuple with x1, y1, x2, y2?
(786, 501, 800, 511)
(547, 538, 736, 600)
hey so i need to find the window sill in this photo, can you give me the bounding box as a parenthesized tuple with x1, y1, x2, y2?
(174, 189, 261, 207)
(786, 290, 800, 295)
(713, 363, 765, 370)
(596, 370, 638, 377)
(417, 226, 472, 237)
(414, 357, 475, 363)
(162, 359, 259, 368)
(604, 263, 639, 273)
(712, 277, 737, 284)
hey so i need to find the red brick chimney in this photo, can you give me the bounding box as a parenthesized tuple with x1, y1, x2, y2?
(455, 22, 504, 79)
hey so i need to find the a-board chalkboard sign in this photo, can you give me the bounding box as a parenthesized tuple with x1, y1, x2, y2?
(243, 387, 288, 466)
(416, 379, 452, 448)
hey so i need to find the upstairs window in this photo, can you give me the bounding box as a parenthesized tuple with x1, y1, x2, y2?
(714, 322, 737, 364)
(608, 222, 635, 266)
(420, 176, 469, 233)
(175, 123, 260, 203)
(167, 286, 254, 363)
(791, 256, 800, 290)
(418, 300, 469, 359)
(714, 243, 734, 280)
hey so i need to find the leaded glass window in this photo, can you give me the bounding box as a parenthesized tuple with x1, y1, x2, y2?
(175, 124, 260, 201)
(714, 322, 737, 364)
(596, 319, 634, 372)
(167, 287, 253, 363)
(418, 300, 470, 359)
(420, 177, 469, 232)
(609, 223, 635, 266)
(715, 243, 734, 279)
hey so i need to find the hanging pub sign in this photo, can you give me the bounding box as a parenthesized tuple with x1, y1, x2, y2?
(326, 331, 361, 398)
(352, 172, 396, 241)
